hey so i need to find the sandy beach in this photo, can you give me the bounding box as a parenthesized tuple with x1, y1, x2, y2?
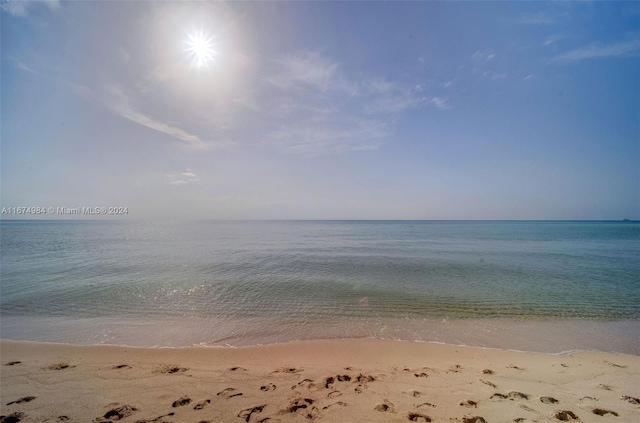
(1, 339, 638, 423)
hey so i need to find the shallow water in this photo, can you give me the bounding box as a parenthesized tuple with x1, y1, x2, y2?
(1, 220, 638, 352)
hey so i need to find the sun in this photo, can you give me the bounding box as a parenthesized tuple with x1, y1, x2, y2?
(185, 29, 216, 68)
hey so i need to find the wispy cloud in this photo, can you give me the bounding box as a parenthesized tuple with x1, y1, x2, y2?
(515, 12, 554, 25)
(69, 82, 212, 149)
(523, 74, 536, 81)
(105, 85, 210, 149)
(431, 97, 452, 110)
(11, 58, 36, 74)
(442, 80, 457, 89)
(543, 34, 564, 46)
(472, 50, 496, 61)
(167, 168, 200, 186)
(264, 51, 424, 155)
(482, 71, 507, 81)
(268, 119, 388, 156)
(364, 79, 424, 114)
(268, 51, 341, 93)
(549, 39, 640, 63)
(1, 0, 59, 17)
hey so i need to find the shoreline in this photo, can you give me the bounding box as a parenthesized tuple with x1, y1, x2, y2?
(1, 339, 639, 422)
(0, 336, 636, 358)
(2, 316, 638, 355)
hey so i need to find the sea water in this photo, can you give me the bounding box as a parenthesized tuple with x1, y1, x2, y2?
(1, 220, 638, 352)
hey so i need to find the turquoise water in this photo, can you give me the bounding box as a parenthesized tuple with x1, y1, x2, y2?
(1, 220, 639, 351)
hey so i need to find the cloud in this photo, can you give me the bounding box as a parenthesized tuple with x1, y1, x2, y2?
(543, 34, 564, 46)
(472, 50, 496, 61)
(549, 39, 640, 63)
(364, 80, 424, 114)
(515, 13, 554, 25)
(107, 89, 208, 149)
(263, 51, 424, 155)
(482, 71, 507, 81)
(443, 80, 456, 89)
(167, 169, 199, 186)
(523, 74, 536, 81)
(1, 0, 59, 17)
(268, 51, 340, 93)
(431, 97, 452, 110)
(68, 82, 213, 149)
(268, 119, 388, 156)
(12, 58, 36, 74)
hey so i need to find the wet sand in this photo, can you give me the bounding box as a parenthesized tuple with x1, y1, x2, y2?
(1, 339, 639, 422)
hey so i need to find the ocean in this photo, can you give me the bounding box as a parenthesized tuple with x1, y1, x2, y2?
(1, 220, 638, 353)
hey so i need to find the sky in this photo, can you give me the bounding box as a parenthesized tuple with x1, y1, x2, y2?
(1, 1, 639, 220)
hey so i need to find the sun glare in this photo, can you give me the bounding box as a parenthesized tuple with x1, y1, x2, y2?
(186, 29, 216, 68)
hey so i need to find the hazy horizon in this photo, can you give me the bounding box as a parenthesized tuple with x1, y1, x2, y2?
(2, 1, 639, 221)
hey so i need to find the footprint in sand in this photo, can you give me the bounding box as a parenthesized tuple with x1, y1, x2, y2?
(112, 364, 131, 370)
(354, 384, 365, 393)
(155, 364, 188, 374)
(327, 391, 342, 399)
(237, 405, 265, 423)
(323, 402, 347, 410)
(482, 369, 494, 374)
(133, 412, 175, 423)
(604, 360, 626, 368)
(229, 366, 248, 372)
(406, 390, 422, 397)
(260, 383, 276, 392)
(324, 375, 351, 389)
(447, 365, 462, 373)
(285, 398, 318, 420)
(598, 384, 613, 391)
(271, 367, 302, 374)
(217, 388, 243, 398)
(508, 392, 529, 400)
(43, 363, 74, 371)
(407, 412, 432, 422)
(540, 396, 559, 404)
(553, 410, 579, 421)
(0, 412, 25, 423)
(93, 405, 137, 423)
(291, 379, 315, 390)
(622, 395, 640, 404)
(193, 399, 211, 410)
(374, 401, 396, 413)
(417, 402, 436, 410)
(491, 392, 529, 401)
(172, 397, 191, 407)
(507, 364, 524, 370)
(462, 417, 487, 423)
(592, 408, 618, 416)
(6, 397, 36, 406)
(479, 379, 497, 388)
(460, 400, 478, 408)
(414, 372, 428, 378)
(356, 373, 375, 382)
(4, 362, 22, 366)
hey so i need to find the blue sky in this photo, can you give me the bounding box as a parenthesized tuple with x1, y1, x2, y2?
(2, 1, 639, 219)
